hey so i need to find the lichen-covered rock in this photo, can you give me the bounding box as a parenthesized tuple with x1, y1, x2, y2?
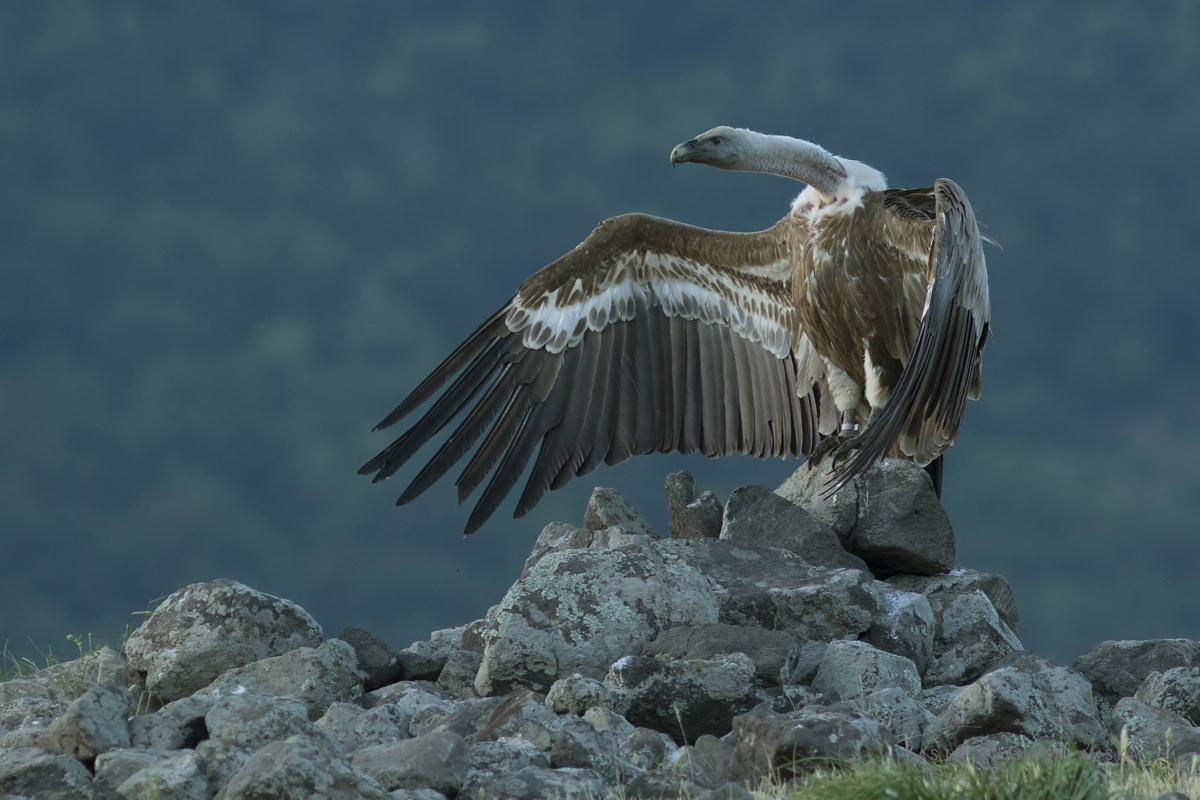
(95, 748, 176, 791)
(606, 653, 758, 743)
(673, 734, 734, 790)
(889, 569, 1021, 637)
(584, 706, 636, 740)
(665, 471, 723, 540)
(646, 624, 799, 687)
(549, 715, 624, 784)
(116, 750, 207, 800)
(1074, 639, 1200, 707)
(949, 732, 1044, 768)
(124, 580, 323, 703)
(468, 737, 550, 775)
(728, 702, 891, 783)
(337, 627, 404, 692)
(35, 685, 132, 760)
(583, 487, 658, 537)
(719, 484, 869, 572)
(458, 765, 606, 800)
(130, 695, 216, 750)
(672, 539, 880, 641)
(204, 695, 320, 751)
(8, 647, 143, 711)
(194, 738, 254, 798)
(1136, 667, 1200, 725)
(812, 640, 921, 701)
(217, 732, 387, 799)
(0, 746, 102, 799)
(917, 685, 964, 717)
(545, 674, 616, 715)
(887, 580, 1022, 687)
(198, 638, 363, 719)
(1109, 697, 1200, 762)
(349, 731, 469, 795)
(777, 457, 953, 577)
(475, 542, 720, 695)
(865, 586, 936, 676)
(520, 521, 659, 579)
(435, 649, 482, 699)
(782, 641, 828, 686)
(854, 687, 932, 749)
(924, 652, 1104, 750)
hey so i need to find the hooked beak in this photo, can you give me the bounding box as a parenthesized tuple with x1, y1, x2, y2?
(670, 139, 698, 165)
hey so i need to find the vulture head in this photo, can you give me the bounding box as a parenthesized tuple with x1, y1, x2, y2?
(669, 126, 748, 169)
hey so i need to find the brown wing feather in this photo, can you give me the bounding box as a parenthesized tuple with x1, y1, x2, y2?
(831, 178, 990, 489)
(361, 212, 826, 534)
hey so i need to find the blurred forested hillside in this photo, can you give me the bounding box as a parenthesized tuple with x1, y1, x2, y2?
(2, 2, 1200, 665)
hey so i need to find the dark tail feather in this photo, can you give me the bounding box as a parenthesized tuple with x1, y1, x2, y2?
(924, 455, 943, 499)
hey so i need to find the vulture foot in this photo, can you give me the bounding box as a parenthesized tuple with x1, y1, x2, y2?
(806, 429, 862, 469)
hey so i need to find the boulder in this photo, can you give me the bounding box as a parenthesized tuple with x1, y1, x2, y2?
(35, 685, 132, 760)
(865, 586, 936, 676)
(781, 641, 828, 686)
(116, 750, 207, 800)
(665, 471, 723, 540)
(349, 731, 469, 795)
(204, 694, 320, 751)
(549, 715, 625, 784)
(719, 484, 868, 572)
(1074, 639, 1200, 707)
(1110, 697, 1200, 762)
(673, 734, 734, 790)
(336, 627, 404, 691)
(474, 542, 720, 695)
(458, 766, 605, 800)
(727, 702, 891, 783)
(811, 640, 921, 701)
(198, 638, 364, 718)
(95, 748, 176, 791)
(124, 579, 323, 703)
(889, 569, 1020, 637)
(1136, 667, 1200, 725)
(646, 624, 799, 687)
(855, 687, 932, 750)
(545, 673, 617, 715)
(777, 457, 954, 577)
(435, 649, 483, 699)
(0, 746, 105, 799)
(924, 652, 1104, 751)
(130, 695, 215, 750)
(583, 487, 657, 537)
(606, 653, 759, 743)
(218, 732, 386, 799)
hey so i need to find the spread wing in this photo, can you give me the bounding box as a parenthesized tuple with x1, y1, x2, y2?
(361, 212, 826, 534)
(833, 178, 990, 487)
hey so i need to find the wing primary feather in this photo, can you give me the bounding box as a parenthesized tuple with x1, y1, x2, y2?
(632, 296, 663, 455)
(697, 321, 722, 456)
(678, 318, 702, 455)
(550, 325, 616, 489)
(717, 325, 740, 454)
(605, 321, 640, 466)
(575, 324, 621, 478)
(728, 333, 756, 454)
(665, 315, 688, 453)
(579, 321, 627, 475)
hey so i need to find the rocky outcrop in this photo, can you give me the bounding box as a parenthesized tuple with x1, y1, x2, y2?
(6, 460, 1195, 796)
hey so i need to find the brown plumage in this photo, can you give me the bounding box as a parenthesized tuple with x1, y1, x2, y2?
(361, 126, 990, 532)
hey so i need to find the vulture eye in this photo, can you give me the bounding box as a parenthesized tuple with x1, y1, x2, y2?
(710, 137, 722, 145)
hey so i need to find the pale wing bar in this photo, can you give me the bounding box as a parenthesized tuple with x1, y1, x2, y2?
(830, 178, 990, 489)
(361, 215, 823, 534)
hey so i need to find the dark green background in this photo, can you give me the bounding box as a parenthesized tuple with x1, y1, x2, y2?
(2, 2, 1198, 667)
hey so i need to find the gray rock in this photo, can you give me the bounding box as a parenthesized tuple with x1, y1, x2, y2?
(583, 706, 636, 740)
(949, 732, 1045, 768)
(361, 681, 455, 714)
(550, 715, 624, 784)
(337, 627, 404, 691)
(777, 457, 953, 577)
(94, 748, 176, 791)
(117, 750, 207, 800)
(673, 734, 734, 790)
(669, 539, 881, 641)
(413, 691, 559, 743)
(124, 579, 323, 703)
(352, 704, 413, 750)
(695, 783, 753, 800)
(1074, 639, 1200, 706)
(458, 766, 605, 800)
(130, 695, 216, 750)
(315, 702, 367, 753)
(394, 651, 443, 683)
(666, 471, 723, 540)
(218, 732, 387, 799)
(468, 737, 550, 774)
(620, 726, 678, 771)
(385, 789, 451, 800)
(349, 731, 468, 795)
(606, 653, 759, 743)
(475, 542, 720, 695)
(865, 586, 936, 677)
(720, 484, 869, 572)
(583, 487, 657, 537)
(854, 688, 932, 750)
(9, 647, 144, 711)
(889, 569, 1021, 637)
(782, 641, 828, 686)
(545, 674, 616, 715)
(924, 652, 1104, 751)
(0, 696, 62, 738)
(917, 685, 964, 717)
(35, 685, 132, 760)
(812, 640, 921, 701)
(199, 638, 364, 718)
(1110, 697, 1200, 762)
(204, 694, 320, 750)
(520, 521, 658, 579)
(434, 648, 482, 699)
(1136, 667, 1200, 725)
(647, 624, 800, 687)
(193, 739, 254, 797)
(0, 746, 101, 799)
(728, 702, 891, 783)
(892, 582, 1022, 687)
